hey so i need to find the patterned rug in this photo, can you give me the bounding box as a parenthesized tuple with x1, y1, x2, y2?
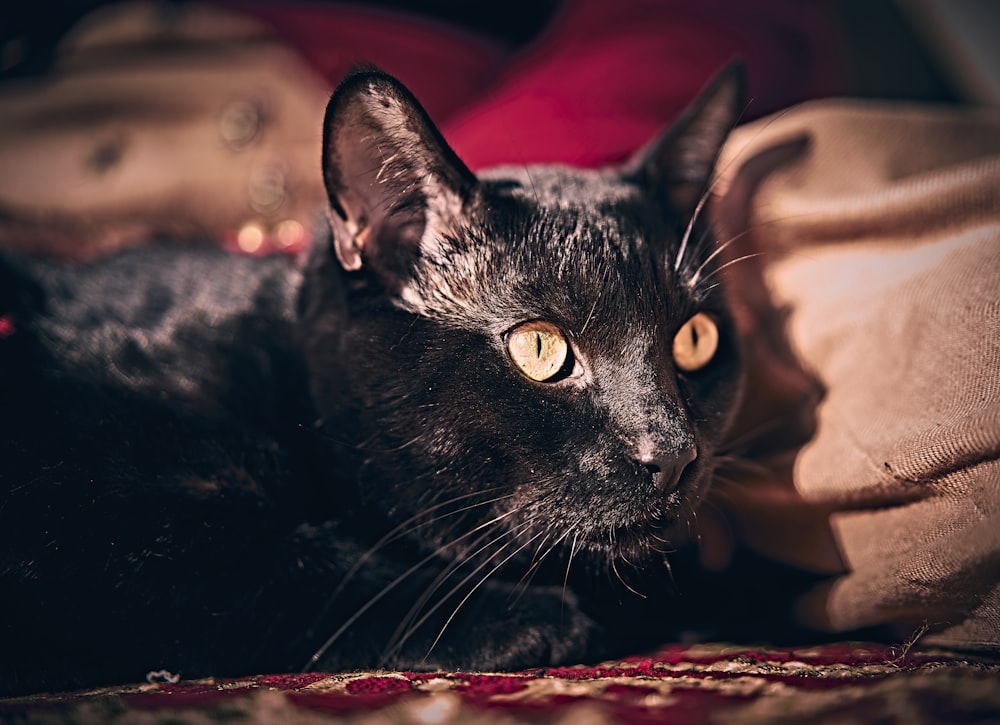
(4, 643, 999, 724)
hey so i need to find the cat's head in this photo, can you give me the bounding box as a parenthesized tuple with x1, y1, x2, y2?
(301, 65, 745, 568)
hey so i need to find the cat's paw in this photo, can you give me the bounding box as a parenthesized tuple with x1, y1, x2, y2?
(401, 585, 601, 671)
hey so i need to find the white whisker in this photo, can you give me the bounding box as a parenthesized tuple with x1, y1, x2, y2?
(674, 188, 710, 273)
(688, 234, 738, 287)
(380, 517, 540, 664)
(696, 252, 766, 286)
(425, 529, 548, 659)
(303, 487, 514, 640)
(383, 512, 537, 657)
(611, 557, 646, 599)
(301, 499, 521, 672)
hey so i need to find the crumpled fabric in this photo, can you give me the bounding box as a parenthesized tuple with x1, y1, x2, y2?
(714, 99, 1000, 648)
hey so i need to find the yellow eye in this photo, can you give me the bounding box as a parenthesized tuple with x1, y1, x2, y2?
(673, 312, 719, 372)
(507, 321, 569, 382)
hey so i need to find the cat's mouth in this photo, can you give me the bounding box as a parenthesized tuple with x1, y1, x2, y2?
(609, 452, 712, 537)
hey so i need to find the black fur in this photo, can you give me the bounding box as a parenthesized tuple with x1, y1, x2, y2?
(0, 65, 748, 695)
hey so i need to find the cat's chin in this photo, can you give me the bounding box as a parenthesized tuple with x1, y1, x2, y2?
(521, 468, 713, 569)
(583, 511, 696, 560)
(591, 464, 714, 559)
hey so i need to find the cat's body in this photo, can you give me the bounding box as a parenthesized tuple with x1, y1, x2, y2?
(1, 66, 748, 695)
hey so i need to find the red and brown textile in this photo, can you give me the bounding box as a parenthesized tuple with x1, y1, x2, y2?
(3, 643, 999, 724)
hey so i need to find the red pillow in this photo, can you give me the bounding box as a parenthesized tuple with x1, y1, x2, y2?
(231, 0, 845, 169)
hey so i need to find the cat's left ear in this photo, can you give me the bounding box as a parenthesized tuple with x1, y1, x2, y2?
(322, 68, 477, 281)
(623, 62, 746, 218)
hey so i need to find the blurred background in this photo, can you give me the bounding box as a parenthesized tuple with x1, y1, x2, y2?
(3, 1, 998, 104)
(0, 0, 996, 259)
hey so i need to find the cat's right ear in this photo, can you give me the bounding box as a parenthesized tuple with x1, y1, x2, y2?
(321, 68, 477, 283)
(623, 62, 746, 219)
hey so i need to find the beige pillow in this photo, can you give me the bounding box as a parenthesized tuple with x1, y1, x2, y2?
(713, 100, 1000, 648)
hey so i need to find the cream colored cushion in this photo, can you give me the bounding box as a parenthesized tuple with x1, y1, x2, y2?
(715, 100, 1000, 647)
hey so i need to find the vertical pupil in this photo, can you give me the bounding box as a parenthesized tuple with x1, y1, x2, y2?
(690, 323, 699, 348)
(535, 333, 543, 358)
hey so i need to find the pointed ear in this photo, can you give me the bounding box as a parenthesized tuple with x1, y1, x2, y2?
(322, 68, 477, 283)
(624, 61, 746, 217)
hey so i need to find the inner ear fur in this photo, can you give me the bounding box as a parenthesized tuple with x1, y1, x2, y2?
(321, 68, 477, 280)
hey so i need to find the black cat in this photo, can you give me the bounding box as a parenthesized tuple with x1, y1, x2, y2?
(0, 64, 747, 695)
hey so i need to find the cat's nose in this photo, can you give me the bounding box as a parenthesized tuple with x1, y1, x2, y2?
(638, 447, 697, 493)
